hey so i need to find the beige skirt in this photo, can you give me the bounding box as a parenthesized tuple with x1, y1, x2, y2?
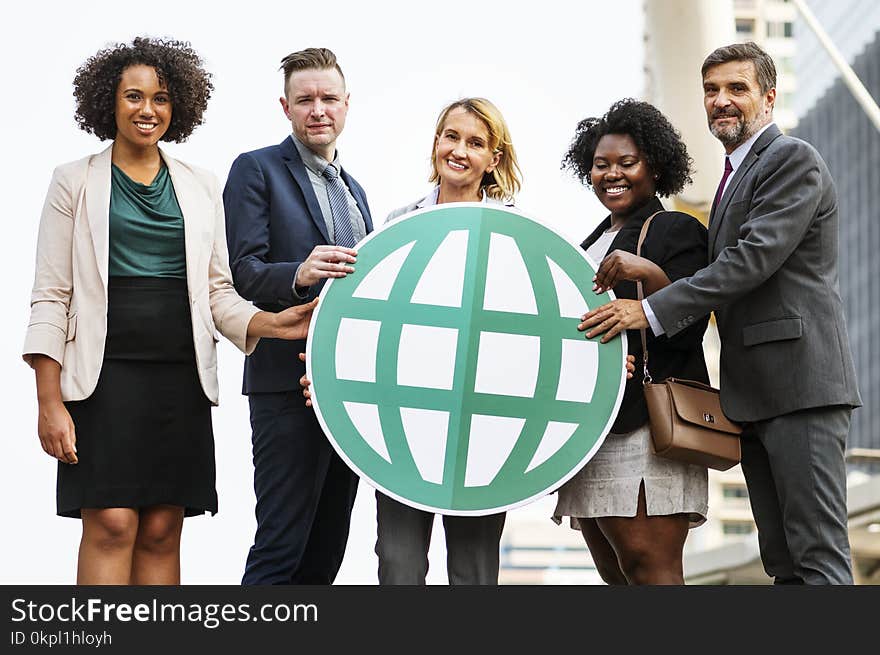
(552, 423, 708, 529)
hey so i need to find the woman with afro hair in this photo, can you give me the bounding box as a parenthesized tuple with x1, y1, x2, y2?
(23, 37, 316, 584)
(552, 99, 711, 585)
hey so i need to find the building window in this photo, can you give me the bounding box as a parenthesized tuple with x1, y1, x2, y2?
(722, 485, 749, 499)
(722, 521, 755, 535)
(779, 56, 795, 75)
(767, 21, 794, 38)
(736, 18, 756, 37)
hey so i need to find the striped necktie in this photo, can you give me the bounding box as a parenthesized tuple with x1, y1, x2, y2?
(322, 164, 357, 248)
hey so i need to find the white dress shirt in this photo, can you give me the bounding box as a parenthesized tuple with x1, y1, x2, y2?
(585, 228, 619, 267)
(413, 186, 493, 210)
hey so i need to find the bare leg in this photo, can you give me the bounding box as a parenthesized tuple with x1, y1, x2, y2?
(78, 508, 139, 584)
(576, 517, 628, 585)
(131, 505, 185, 585)
(596, 482, 690, 585)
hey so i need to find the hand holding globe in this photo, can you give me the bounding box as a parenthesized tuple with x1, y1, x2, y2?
(303, 204, 634, 515)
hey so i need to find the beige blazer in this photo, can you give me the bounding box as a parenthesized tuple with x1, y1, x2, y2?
(22, 145, 260, 405)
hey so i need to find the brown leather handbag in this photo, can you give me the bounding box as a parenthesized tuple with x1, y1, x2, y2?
(636, 213, 742, 471)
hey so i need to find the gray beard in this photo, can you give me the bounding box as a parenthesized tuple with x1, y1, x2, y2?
(710, 114, 765, 150)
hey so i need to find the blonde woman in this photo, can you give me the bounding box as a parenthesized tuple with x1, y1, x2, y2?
(300, 98, 633, 583)
(377, 98, 522, 584)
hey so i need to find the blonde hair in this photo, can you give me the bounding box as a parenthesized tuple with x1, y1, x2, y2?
(429, 98, 522, 202)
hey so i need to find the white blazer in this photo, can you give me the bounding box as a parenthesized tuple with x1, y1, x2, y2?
(22, 145, 260, 405)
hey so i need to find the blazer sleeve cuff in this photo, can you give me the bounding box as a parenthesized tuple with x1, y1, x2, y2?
(219, 303, 262, 355)
(22, 322, 66, 368)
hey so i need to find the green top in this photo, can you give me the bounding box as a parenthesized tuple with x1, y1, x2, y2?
(109, 163, 186, 278)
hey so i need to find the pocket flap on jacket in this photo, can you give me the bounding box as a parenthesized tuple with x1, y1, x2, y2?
(667, 381, 742, 435)
(743, 317, 803, 347)
(65, 314, 77, 342)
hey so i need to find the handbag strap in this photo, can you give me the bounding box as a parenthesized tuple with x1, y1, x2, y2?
(636, 211, 663, 384)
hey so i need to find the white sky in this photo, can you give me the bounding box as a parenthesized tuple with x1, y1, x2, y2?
(0, 0, 645, 584)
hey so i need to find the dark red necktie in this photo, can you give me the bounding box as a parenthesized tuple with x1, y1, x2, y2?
(712, 157, 733, 215)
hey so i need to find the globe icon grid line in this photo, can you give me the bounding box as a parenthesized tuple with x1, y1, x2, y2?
(307, 204, 626, 515)
(454, 221, 590, 505)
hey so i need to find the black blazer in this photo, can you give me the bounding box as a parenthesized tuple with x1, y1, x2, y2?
(581, 197, 709, 433)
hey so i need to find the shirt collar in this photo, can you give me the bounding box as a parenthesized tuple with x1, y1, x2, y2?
(727, 122, 774, 172)
(291, 133, 341, 177)
(416, 186, 491, 209)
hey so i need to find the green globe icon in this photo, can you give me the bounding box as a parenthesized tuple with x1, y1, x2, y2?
(307, 204, 626, 515)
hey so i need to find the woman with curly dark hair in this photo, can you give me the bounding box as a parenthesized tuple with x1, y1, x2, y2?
(552, 99, 710, 585)
(22, 37, 316, 584)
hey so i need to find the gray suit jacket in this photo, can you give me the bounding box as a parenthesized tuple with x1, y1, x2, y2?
(384, 188, 511, 223)
(648, 124, 861, 422)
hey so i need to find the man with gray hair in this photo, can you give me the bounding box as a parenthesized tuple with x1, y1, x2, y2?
(223, 47, 372, 584)
(580, 42, 861, 584)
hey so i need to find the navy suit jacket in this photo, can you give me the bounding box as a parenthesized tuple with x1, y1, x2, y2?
(223, 136, 372, 393)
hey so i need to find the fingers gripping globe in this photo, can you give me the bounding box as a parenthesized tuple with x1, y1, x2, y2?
(306, 204, 626, 515)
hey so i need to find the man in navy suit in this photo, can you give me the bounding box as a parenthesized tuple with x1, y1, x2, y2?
(224, 47, 372, 584)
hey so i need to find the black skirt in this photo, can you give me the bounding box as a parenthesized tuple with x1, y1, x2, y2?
(58, 276, 217, 518)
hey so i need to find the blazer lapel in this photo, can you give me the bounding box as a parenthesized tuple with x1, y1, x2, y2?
(280, 137, 331, 243)
(580, 216, 611, 251)
(163, 150, 206, 289)
(608, 212, 651, 255)
(85, 145, 113, 290)
(581, 198, 663, 254)
(709, 125, 782, 255)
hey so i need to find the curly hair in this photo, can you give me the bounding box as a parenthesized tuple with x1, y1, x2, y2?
(562, 99, 693, 198)
(73, 36, 213, 143)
